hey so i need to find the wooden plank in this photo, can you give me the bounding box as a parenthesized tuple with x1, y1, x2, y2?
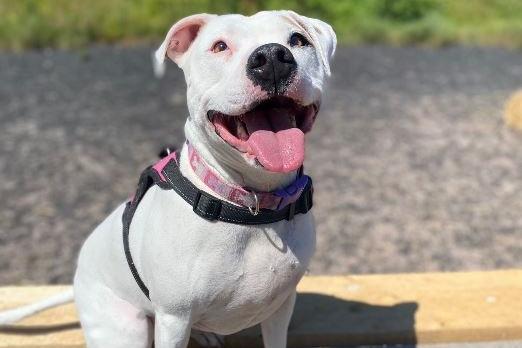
(229, 269, 522, 347)
(0, 286, 82, 348)
(1, 270, 522, 347)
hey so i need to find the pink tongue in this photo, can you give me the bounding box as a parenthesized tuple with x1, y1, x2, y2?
(243, 109, 305, 173)
(247, 129, 305, 172)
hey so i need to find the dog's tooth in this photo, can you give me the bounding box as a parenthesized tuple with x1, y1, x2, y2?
(236, 119, 249, 140)
(289, 114, 297, 128)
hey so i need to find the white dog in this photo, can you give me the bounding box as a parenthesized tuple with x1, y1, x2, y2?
(0, 10, 336, 348)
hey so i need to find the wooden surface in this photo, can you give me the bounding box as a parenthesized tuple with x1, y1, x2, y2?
(505, 90, 522, 131)
(0, 286, 81, 348)
(1, 270, 521, 347)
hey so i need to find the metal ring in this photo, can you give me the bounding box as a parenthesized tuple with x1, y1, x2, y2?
(166, 147, 171, 155)
(248, 192, 260, 216)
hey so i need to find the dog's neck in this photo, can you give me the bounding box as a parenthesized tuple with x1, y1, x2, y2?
(178, 142, 297, 195)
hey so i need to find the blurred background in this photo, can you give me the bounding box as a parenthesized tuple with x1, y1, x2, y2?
(1, 0, 522, 285)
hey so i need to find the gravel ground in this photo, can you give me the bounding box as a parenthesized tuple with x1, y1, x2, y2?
(0, 45, 522, 285)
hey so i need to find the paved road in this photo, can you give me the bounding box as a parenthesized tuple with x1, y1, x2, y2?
(1, 45, 522, 285)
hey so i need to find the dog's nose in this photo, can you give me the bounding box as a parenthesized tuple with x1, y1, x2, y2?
(246, 43, 297, 94)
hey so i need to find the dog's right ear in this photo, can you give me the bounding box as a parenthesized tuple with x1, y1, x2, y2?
(153, 13, 216, 77)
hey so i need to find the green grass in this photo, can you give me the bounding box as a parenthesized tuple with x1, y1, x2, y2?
(1, 0, 522, 50)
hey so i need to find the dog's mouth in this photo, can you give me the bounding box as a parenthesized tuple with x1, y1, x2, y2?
(208, 97, 318, 173)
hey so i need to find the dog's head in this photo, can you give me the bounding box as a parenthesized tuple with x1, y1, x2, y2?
(155, 11, 336, 178)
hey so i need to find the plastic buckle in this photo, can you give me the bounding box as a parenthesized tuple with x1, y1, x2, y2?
(193, 191, 222, 221)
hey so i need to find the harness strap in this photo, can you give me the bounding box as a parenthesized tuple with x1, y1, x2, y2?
(122, 167, 158, 300)
(122, 150, 313, 300)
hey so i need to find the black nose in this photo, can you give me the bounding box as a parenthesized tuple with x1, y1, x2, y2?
(246, 43, 297, 94)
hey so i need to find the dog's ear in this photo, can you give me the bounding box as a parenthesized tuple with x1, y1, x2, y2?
(306, 17, 337, 64)
(153, 13, 216, 76)
(284, 11, 337, 76)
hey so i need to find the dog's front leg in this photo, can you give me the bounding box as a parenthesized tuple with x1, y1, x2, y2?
(261, 291, 296, 348)
(154, 311, 192, 348)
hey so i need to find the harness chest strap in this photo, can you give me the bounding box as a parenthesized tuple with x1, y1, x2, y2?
(122, 150, 314, 300)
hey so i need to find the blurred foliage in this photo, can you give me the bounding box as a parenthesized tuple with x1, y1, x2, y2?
(377, 0, 437, 21)
(1, 0, 522, 50)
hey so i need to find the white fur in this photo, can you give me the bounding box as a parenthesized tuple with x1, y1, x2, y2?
(0, 11, 336, 348)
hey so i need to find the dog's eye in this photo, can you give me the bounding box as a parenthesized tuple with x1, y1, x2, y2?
(289, 33, 311, 47)
(212, 41, 228, 53)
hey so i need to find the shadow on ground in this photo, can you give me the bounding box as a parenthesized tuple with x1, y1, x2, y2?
(227, 293, 418, 347)
(0, 322, 80, 335)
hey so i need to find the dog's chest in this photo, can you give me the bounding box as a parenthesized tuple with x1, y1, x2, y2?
(137, 191, 315, 333)
(192, 218, 315, 334)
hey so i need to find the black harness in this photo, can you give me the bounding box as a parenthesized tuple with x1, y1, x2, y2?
(122, 151, 314, 299)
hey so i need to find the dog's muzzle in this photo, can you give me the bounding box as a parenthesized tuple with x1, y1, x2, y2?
(246, 43, 297, 95)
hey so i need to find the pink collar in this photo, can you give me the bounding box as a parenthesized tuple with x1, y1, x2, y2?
(187, 144, 308, 211)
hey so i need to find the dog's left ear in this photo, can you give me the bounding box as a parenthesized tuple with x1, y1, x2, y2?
(284, 11, 337, 76)
(153, 13, 216, 77)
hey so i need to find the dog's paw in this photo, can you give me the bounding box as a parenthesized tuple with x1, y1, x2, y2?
(190, 329, 225, 348)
